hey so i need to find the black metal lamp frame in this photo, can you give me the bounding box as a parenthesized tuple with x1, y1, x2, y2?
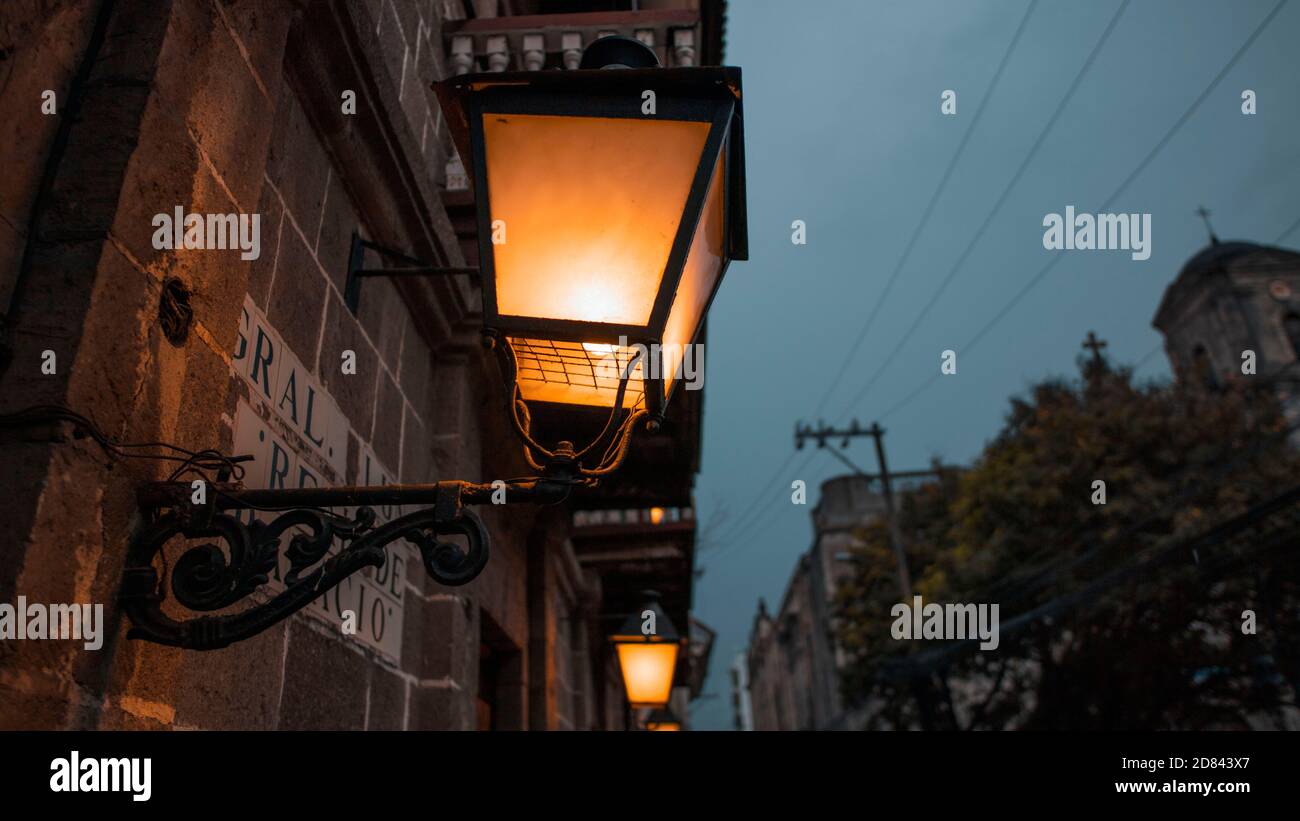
(440, 64, 747, 415)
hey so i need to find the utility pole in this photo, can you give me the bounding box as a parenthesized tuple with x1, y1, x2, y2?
(865, 422, 912, 602)
(794, 419, 913, 600)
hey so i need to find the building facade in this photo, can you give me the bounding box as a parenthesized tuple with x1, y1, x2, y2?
(729, 651, 752, 730)
(0, 0, 725, 731)
(745, 474, 887, 730)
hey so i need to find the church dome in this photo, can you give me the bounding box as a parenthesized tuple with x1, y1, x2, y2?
(1176, 240, 1276, 280)
(1155, 239, 1300, 330)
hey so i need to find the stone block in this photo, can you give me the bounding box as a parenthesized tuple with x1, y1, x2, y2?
(215, 0, 295, 103)
(278, 620, 369, 729)
(319, 290, 379, 436)
(377, 2, 408, 99)
(316, 169, 357, 297)
(172, 0, 278, 212)
(401, 592, 475, 682)
(246, 183, 284, 310)
(366, 664, 407, 730)
(171, 621, 289, 729)
(356, 268, 405, 367)
(370, 366, 403, 469)
(265, 218, 328, 363)
(408, 681, 470, 730)
(392, 0, 421, 49)
(265, 81, 330, 235)
(398, 320, 435, 415)
(399, 401, 435, 483)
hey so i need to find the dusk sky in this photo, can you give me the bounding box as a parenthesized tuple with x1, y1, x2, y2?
(691, 0, 1300, 729)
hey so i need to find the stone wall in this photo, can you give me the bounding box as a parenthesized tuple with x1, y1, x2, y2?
(0, 0, 599, 731)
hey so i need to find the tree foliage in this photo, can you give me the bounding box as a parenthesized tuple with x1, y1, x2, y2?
(834, 360, 1300, 729)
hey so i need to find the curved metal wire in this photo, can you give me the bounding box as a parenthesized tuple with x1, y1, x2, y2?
(489, 332, 652, 480)
(573, 346, 644, 460)
(582, 408, 649, 477)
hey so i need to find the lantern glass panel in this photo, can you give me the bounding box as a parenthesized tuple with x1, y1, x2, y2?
(661, 147, 726, 398)
(482, 113, 711, 326)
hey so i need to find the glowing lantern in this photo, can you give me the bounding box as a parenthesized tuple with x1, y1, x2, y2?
(609, 590, 680, 708)
(435, 36, 747, 414)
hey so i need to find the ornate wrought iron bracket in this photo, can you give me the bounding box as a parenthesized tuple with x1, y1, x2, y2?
(121, 325, 656, 650)
(121, 478, 575, 650)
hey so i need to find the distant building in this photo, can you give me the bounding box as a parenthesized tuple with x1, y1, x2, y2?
(1154, 239, 1300, 436)
(729, 652, 753, 731)
(745, 474, 888, 730)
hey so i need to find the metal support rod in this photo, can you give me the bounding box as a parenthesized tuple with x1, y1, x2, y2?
(356, 236, 425, 266)
(343, 232, 479, 315)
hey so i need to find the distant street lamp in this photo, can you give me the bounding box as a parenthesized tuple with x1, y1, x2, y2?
(610, 590, 681, 709)
(643, 707, 682, 732)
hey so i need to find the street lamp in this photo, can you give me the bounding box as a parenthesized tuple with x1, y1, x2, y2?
(643, 707, 682, 732)
(434, 35, 747, 416)
(610, 591, 681, 709)
(113, 37, 746, 651)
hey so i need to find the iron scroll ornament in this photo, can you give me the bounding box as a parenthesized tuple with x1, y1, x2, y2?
(120, 483, 493, 650)
(120, 334, 653, 650)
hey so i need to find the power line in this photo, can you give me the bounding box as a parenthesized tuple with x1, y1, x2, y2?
(878, 341, 1163, 423)
(701, 448, 803, 547)
(708, 0, 1288, 568)
(1274, 212, 1300, 244)
(1133, 342, 1166, 373)
(836, 0, 1131, 419)
(869, 0, 1289, 425)
(698, 448, 814, 560)
(810, 0, 1042, 421)
(708, 1, 1043, 550)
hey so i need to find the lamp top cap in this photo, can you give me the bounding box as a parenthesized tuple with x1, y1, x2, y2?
(611, 591, 679, 643)
(580, 35, 661, 70)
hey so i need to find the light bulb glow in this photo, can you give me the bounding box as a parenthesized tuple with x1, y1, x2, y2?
(615, 641, 679, 707)
(482, 113, 710, 326)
